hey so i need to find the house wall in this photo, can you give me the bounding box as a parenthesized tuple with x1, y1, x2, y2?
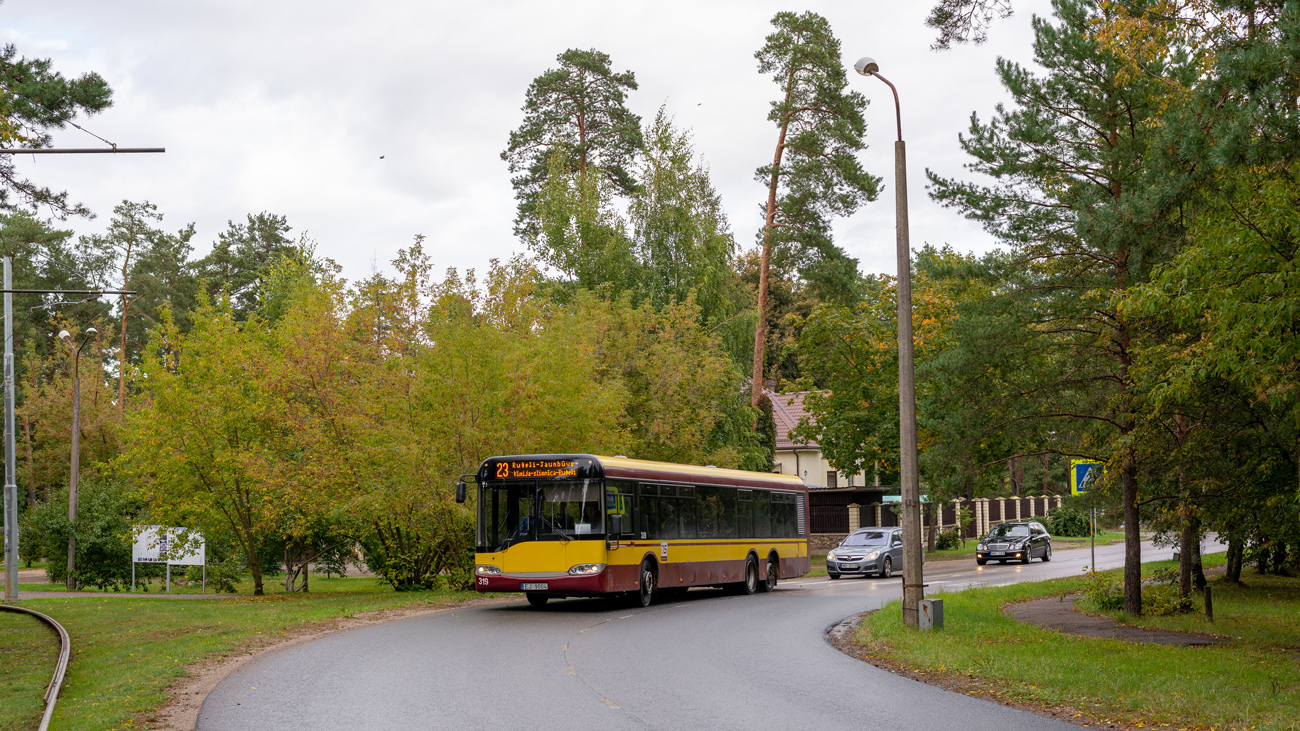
(774, 449, 865, 487)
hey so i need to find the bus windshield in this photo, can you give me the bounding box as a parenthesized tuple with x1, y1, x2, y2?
(478, 480, 604, 552)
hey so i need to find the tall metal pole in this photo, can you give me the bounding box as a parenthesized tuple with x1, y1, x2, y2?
(67, 346, 82, 590)
(4, 257, 18, 602)
(861, 63, 924, 628)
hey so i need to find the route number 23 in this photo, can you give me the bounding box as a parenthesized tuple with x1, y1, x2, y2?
(496, 463, 509, 478)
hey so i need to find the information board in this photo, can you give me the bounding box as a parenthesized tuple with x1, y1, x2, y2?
(132, 526, 205, 565)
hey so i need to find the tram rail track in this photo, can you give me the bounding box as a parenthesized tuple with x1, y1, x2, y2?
(0, 604, 71, 731)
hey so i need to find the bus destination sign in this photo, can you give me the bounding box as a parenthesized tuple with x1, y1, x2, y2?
(481, 455, 601, 482)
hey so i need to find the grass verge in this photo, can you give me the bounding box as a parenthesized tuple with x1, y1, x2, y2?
(855, 555, 1300, 730)
(1, 610, 60, 731)
(5, 578, 477, 731)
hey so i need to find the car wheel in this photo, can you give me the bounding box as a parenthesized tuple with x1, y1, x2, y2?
(976, 558, 987, 566)
(526, 593, 548, 607)
(828, 572, 841, 580)
(637, 560, 657, 607)
(879, 556, 893, 579)
(1042, 543, 1052, 562)
(1021, 549, 1031, 564)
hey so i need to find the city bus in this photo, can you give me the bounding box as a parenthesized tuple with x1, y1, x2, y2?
(456, 454, 810, 607)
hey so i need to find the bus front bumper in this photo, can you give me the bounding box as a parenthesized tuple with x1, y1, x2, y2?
(474, 566, 635, 596)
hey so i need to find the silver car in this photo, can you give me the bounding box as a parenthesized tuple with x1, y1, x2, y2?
(826, 528, 904, 579)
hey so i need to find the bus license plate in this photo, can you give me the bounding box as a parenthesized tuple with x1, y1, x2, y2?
(521, 582, 548, 590)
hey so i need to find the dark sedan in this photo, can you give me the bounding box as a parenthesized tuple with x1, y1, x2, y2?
(976, 521, 1052, 565)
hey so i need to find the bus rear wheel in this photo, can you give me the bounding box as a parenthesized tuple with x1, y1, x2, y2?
(636, 560, 657, 607)
(742, 556, 759, 595)
(758, 554, 778, 592)
(526, 593, 548, 607)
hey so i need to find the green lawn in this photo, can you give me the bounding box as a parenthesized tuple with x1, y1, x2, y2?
(1, 610, 59, 731)
(857, 554, 1300, 730)
(3, 577, 477, 731)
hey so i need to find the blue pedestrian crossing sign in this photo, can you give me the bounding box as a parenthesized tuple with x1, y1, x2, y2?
(1070, 460, 1104, 495)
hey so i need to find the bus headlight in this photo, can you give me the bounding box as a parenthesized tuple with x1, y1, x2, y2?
(568, 563, 606, 576)
(475, 565, 502, 576)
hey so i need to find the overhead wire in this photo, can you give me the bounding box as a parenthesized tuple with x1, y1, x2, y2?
(0, 80, 118, 149)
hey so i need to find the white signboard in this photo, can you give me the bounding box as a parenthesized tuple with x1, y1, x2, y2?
(132, 526, 205, 565)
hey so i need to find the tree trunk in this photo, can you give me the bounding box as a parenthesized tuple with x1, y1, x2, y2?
(1190, 529, 1206, 591)
(118, 295, 131, 410)
(750, 82, 795, 411)
(1175, 411, 1192, 598)
(1225, 537, 1242, 584)
(1122, 457, 1142, 616)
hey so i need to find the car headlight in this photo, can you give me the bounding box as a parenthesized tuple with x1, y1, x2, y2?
(568, 563, 605, 576)
(475, 565, 502, 576)
(865, 550, 880, 560)
(977, 543, 987, 551)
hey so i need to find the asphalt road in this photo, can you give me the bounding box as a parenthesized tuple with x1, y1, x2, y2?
(197, 538, 1199, 731)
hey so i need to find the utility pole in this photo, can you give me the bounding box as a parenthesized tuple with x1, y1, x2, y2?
(3, 258, 16, 602)
(0, 140, 161, 602)
(0, 288, 131, 603)
(855, 57, 924, 628)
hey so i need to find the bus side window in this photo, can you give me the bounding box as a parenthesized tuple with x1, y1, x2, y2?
(719, 487, 737, 539)
(638, 483, 658, 540)
(678, 486, 696, 539)
(754, 491, 772, 538)
(737, 490, 753, 539)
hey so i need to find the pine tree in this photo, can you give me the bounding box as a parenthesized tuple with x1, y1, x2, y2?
(502, 49, 643, 241)
(749, 11, 880, 409)
(927, 0, 1195, 614)
(0, 43, 113, 218)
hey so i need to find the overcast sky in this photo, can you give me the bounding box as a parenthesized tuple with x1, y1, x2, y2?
(4, 0, 1054, 284)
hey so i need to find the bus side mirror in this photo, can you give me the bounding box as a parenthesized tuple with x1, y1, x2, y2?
(455, 482, 467, 504)
(609, 514, 623, 536)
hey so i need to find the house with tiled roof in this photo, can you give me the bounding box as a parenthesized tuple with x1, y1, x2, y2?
(765, 387, 896, 550)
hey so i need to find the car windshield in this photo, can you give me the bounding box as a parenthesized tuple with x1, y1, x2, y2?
(989, 524, 1030, 539)
(841, 531, 889, 546)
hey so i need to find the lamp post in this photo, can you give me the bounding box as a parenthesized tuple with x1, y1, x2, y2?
(58, 327, 97, 591)
(854, 56, 924, 628)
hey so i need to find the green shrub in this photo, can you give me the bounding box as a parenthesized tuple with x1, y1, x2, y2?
(935, 529, 963, 550)
(1047, 505, 1091, 537)
(1080, 567, 1124, 611)
(29, 478, 145, 590)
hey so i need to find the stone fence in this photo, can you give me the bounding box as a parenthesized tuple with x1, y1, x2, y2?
(809, 495, 1065, 551)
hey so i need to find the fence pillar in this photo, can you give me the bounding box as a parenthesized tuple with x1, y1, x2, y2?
(873, 502, 882, 527)
(1013, 498, 1021, 520)
(847, 503, 861, 532)
(1054, 495, 1062, 510)
(977, 498, 988, 536)
(1028, 496, 1036, 518)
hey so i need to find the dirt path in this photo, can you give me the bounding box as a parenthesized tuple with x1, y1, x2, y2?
(1006, 594, 1229, 645)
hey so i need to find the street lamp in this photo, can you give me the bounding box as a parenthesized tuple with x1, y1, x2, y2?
(58, 326, 97, 591)
(855, 56, 924, 629)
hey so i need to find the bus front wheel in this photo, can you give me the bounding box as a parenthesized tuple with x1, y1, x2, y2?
(636, 560, 657, 607)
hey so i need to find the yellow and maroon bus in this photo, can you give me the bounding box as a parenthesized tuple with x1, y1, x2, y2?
(458, 454, 810, 607)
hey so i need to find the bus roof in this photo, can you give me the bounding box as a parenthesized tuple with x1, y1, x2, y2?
(596, 455, 805, 490)
(476, 454, 806, 491)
